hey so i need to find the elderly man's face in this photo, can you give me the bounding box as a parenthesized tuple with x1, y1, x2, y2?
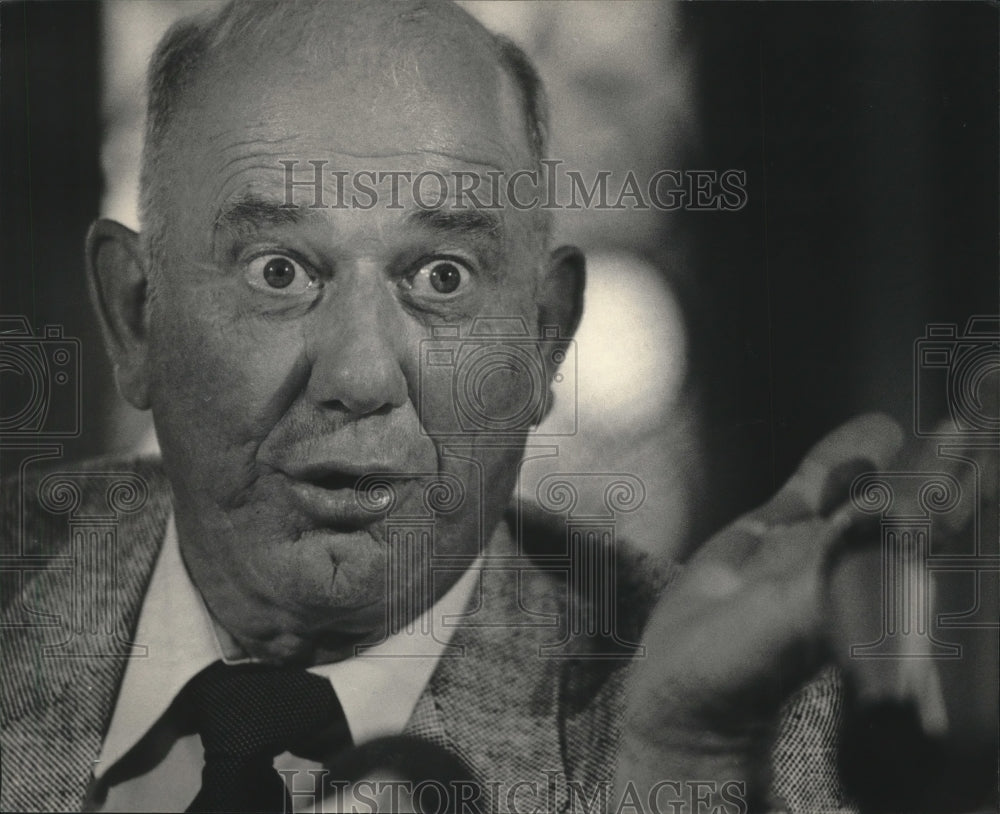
(92, 4, 582, 662)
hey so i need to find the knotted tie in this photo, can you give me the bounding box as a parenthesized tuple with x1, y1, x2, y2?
(182, 661, 351, 813)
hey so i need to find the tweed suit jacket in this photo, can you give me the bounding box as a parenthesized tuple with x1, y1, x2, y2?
(1, 457, 855, 813)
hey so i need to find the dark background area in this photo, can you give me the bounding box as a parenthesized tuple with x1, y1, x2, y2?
(672, 1, 998, 535)
(1, 0, 997, 518)
(1, 1, 106, 461)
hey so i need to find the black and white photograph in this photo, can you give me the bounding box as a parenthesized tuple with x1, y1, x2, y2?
(1, 1, 997, 812)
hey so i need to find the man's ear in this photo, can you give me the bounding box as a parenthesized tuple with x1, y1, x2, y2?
(537, 245, 585, 422)
(538, 244, 586, 343)
(85, 219, 153, 410)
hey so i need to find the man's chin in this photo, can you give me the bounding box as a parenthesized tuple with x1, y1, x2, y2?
(290, 524, 390, 605)
(288, 525, 448, 661)
(196, 525, 389, 660)
(235, 625, 388, 667)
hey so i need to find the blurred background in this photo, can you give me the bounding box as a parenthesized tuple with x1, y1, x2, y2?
(1, 0, 997, 559)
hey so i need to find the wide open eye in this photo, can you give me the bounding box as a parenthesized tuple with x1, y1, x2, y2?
(245, 254, 317, 295)
(407, 256, 472, 298)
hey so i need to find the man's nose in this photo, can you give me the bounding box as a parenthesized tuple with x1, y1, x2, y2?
(305, 277, 409, 416)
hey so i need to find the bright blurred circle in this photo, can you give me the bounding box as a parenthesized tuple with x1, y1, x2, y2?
(539, 251, 685, 434)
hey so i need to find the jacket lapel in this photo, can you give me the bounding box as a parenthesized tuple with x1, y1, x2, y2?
(1, 459, 172, 812)
(407, 537, 571, 813)
(405, 513, 681, 814)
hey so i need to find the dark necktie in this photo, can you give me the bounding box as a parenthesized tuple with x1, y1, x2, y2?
(182, 661, 351, 813)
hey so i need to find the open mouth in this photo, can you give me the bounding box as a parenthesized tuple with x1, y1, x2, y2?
(284, 468, 412, 527)
(309, 472, 363, 492)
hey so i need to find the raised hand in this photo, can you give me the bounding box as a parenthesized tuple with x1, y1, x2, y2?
(616, 413, 906, 810)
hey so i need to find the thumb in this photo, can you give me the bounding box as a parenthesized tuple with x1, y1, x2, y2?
(694, 413, 905, 571)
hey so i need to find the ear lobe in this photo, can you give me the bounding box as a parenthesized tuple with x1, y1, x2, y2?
(538, 244, 586, 341)
(85, 219, 152, 410)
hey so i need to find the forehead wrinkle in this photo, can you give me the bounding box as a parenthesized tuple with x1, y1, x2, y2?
(219, 147, 512, 176)
(290, 148, 512, 175)
(207, 159, 308, 228)
(208, 138, 513, 196)
(189, 93, 517, 178)
(213, 150, 300, 185)
(207, 123, 302, 143)
(205, 109, 513, 172)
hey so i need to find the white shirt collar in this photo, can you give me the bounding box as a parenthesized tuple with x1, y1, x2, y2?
(95, 513, 478, 780)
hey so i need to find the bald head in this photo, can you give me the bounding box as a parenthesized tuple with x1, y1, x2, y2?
(138, 0, 548, 259)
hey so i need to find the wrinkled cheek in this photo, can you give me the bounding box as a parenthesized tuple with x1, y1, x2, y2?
(468, 364, 544, 431)
(417, 349, 547, 437)
(416, 350, 538, 544)
(147, 295, 305, 483)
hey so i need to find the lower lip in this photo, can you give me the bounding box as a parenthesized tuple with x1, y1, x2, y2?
(286, 479, 391, 528)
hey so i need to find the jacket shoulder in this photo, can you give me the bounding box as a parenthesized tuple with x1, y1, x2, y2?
(510, 505, 853, 810)
(507, 503, 681, 789)
(0, 455, 171, 606)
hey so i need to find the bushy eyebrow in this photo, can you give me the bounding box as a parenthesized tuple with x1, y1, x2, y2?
(214, 193, 318, 238)
(405, 207, 504, 241)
